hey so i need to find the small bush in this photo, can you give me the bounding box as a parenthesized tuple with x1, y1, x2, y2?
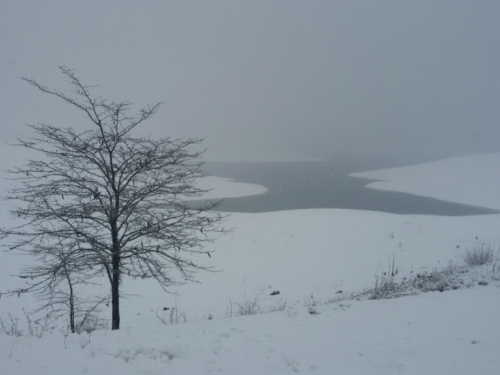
(0, 310, 54, 338)
(155, 307, 188, 325)
(23, 309, 53, 338)
(227, 290, 268, 317)
(235, 295, 261, 316)
(303, 294, 320, 308)
(360, 260, 468, 300)
(367, 258, 400, 299)
(0, 314, 23, 337)
(77, 316, 109, 334)
(463, 244, 495, 266)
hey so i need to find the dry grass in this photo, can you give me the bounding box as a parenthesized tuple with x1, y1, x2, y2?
(463, 243, 495, 266)
(359, 257, 478, 300)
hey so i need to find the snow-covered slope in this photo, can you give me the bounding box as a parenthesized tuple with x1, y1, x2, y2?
(2, 286, 499, 375)
(1, 152, 499, 374)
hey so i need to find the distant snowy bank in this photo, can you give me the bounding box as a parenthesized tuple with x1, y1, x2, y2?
(350, 153, 500, 210)
(192, 176, 267, 200)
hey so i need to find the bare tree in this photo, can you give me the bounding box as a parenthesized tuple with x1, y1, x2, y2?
(0, 231, 105, 334)
(0, 67, 227, 330)
(12, 234, 106, 334)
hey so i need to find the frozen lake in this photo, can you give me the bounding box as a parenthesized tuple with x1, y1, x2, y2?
(202, 160, 498, 215)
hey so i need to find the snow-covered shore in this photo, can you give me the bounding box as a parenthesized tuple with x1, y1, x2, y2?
(350, 153, 500, 210)
(1, 153, 499, 374)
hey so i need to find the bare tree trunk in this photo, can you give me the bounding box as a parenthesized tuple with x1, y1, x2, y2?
(111, 255, 120, 330)
(63, 263, 76, 334)
(68, 278, 75, 333)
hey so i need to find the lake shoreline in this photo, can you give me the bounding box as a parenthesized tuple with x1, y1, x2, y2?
(196, 159, 499, 216)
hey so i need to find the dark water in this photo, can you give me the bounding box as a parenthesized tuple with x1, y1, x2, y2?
(199, 160, 498, 216)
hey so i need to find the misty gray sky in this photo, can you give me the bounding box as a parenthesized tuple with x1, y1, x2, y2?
(1, 1, 499, 162)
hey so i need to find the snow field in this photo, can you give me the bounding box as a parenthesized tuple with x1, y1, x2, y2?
(1, 152, 500, 374)
(1, 284, 499, 375)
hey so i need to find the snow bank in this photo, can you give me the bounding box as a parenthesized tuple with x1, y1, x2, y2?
(350, 153, 500, 210)
(191, 176, 267, 200)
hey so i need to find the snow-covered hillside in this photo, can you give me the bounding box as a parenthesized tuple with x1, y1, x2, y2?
(1, 153, 499, 374)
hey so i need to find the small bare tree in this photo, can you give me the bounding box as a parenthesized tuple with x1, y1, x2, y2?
(12, 235, 106, 334)
(0, 67, 226, 330)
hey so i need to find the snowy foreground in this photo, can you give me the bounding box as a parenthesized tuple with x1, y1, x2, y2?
(1, 153, 500, 374)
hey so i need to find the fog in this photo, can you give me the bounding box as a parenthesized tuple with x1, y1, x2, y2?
(1, 1, 499, 163)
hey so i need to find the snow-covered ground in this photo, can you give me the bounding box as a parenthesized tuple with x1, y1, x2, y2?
(1, 153, 500, 374)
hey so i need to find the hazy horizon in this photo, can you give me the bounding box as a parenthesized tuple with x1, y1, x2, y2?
(2, 1, 499, 163)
